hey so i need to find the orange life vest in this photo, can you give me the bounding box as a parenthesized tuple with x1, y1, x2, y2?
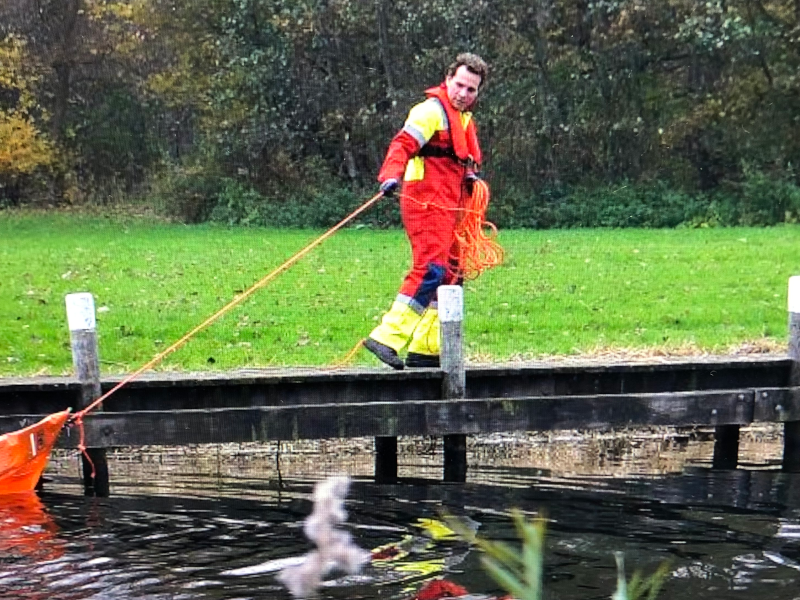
(378, 83, 482, 209)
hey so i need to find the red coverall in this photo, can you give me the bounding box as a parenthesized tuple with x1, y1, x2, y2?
(367, 83, 482, 361)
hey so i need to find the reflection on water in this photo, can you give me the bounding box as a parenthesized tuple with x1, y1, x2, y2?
(45, 423, 785, 496)
(1, 425, 798, 599)
(0, 492, 64, 564)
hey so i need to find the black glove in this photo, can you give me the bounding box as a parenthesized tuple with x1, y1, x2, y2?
(465, 171, 481, 194)
(379, 178, 399, 197)
(466, 171, 481, 184)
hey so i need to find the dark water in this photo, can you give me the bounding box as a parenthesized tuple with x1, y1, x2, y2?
(3, 441, 800, 599)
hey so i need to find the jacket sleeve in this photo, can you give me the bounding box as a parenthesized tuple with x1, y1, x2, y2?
(377, 99, 444, 183)
(377, 130, 420, 183)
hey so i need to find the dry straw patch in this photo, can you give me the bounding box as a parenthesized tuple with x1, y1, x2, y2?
(468, 338, 786, 366)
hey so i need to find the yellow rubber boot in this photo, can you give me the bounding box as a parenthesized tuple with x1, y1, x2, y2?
(406, 308, 440, 367)
(369, 300, 424, 353)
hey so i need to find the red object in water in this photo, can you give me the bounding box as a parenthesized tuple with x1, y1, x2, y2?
(0, 410, 70, 494)
(372, 545, 403, 560)
(412, 579, 469, 600)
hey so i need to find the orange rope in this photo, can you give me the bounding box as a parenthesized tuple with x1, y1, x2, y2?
(323, 181, 503, 371)
(75, 413, 95, 479)
(71, 191, 385, 423)
(450, 179, 504, 280)
(67, 183, 501, 473)
(321, 339, 365, 371)
(400, 179, 503, 281)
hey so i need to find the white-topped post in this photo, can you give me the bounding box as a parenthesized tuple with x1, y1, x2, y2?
(439, 285, 465, 398)
(66, 293, 109, 495)
(789, 277, 800, 384)
(66, 292, 97, 333)
(439, 285, 466, 482)
(784, 277, 800, 472)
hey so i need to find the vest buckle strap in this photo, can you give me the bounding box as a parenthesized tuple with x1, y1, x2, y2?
(417, 145, 473, 167)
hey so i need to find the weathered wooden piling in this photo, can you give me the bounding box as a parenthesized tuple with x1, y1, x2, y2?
(66, 293, 110, 496)
(784, 276, 800, 472)
(374, 436, 397, 483)
(440, 286, 467, 483)
(712, 424, 739, 470)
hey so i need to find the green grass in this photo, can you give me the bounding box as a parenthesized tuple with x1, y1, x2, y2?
(1, 211, 798, 376)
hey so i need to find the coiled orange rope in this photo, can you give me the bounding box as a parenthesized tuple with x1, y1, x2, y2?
(327, 181, 502, 370)
(450, 179, 504, 280)
(399, 179, 503, 281)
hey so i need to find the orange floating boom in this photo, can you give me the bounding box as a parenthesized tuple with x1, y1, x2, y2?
(0, 410, 70, 494)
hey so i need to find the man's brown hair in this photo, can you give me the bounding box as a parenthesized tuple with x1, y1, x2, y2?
(446, 53, 489, 88)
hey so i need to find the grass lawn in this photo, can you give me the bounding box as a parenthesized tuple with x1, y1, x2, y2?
(1, 211, 798, 376)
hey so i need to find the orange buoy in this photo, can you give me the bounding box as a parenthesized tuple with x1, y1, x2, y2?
(0, 410, 70, 494)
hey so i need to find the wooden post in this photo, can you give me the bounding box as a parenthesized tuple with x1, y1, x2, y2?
(440, 285, 467, 483)
(374, 437, 397, 483)
(784, 276, 800, 472)
(66, 293, 110, 496)
(712, 425, 739, 470)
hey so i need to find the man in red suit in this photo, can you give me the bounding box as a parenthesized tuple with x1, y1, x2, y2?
(364, 53, 488, 369)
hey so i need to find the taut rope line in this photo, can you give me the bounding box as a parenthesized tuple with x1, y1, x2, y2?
(71, 191, 385, 423)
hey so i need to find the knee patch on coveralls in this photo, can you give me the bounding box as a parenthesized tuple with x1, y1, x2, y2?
(410, 263, 447, 310)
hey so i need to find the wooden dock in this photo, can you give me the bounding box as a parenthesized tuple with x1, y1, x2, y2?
(1, 355, 797, 469)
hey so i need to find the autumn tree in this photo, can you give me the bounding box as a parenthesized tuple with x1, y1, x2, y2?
(0, 34, 54, 204)
(1, 0, 157, 201)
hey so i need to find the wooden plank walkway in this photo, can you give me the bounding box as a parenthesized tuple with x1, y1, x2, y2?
(0, 355, 794, 446)
(3, 353, 798, 491)
(5, 281, 800, 493)
(21, 387, 797, 448)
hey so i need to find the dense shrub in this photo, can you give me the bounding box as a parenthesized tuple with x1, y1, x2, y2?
(737, 165, 800, 225)
(487, 181, 712, 229)
(146, 166, 800, 230)
(486, 173, 800, 230)
(486, 185, 566, 229)
(148, 163, 226, 223)
(208, 179, 402, 229)
(210, 180, 264, 226)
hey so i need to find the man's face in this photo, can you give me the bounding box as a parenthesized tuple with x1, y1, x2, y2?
(445, 65, 481, 112)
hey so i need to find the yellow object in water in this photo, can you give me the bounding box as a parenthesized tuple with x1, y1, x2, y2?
(415, 518, 457, 541)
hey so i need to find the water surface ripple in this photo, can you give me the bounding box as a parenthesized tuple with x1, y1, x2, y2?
(3, 467, 800, 599)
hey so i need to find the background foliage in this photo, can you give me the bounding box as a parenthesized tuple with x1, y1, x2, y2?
(2, 0, 800, 227)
